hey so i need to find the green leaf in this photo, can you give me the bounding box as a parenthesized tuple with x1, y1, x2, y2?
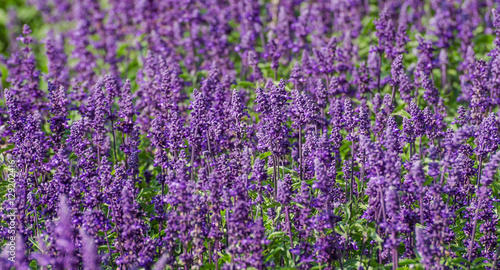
(472, 257, 490, 265)
(393, 103, 406, 112)
(450, 257, 469, 265)
(237, 81, 256, 88)
(0, 145, 14, 154)
(268, 231, 285, 239)
(369, 230, 384, 244)
(265, 245, 284, 262)
(28, 237, 40, 251)
(259, 151, 272, 160)
(218, 253, 232, 264)
(391, 110, 411, 119)
(290, 202, 305, 209)
(398, 259, 417, 266)
(475, 34, 495, 46)
(201, 264, 216, 269)
(0, 9, 7, 26)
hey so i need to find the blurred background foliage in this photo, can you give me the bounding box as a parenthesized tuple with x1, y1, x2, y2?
(0, 0, 42, 55)
(0, 0, 497, 116)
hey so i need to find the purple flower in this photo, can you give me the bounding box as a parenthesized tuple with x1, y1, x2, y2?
(482, 150, 500, 186)
(278, 174, 293, 205)
(53, 195, 78, 269)
(470, 60, 489, 124)
(14, 234, 29, 270)
(474, 113, 499, 158)
(80, 228, 101, 270)
(414, 36, 435, 87)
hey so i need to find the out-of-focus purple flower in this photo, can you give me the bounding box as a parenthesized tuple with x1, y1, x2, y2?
(246, 219, 268, 270)
(47, 83, 68, 148)
(278, 174, 293, 206)
(414, 36, 435, 87)
(416, 227, 435, 269)
(422, 75, 439, 106)
(482, 150, 500, 186)
(474, 113, 499, 158)
(80, 228, 101, 270)
(389, 55, 404, 87)
(290, 87, 317, 129)
(373, 10, 393, 57)
(44, 31, 69, 89)
(14, 234, 29, 270)
(53, 195, 78, 269)
(409, 101, 425, 138)
(394, 13, 410, 55)
(343, 99, 357, 140)
(470, 60, 489, 124)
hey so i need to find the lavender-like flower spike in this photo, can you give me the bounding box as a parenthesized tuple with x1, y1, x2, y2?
(315, 79, 328, 110)
(402, 118, 415, 148)
(48, 83, 69, 148)
(358, 105, 370, 137)
(0, 245, 14, 269)
(355, 64, 372, 98)
(5, 88, 24, 132)
(470, 59, 489, 124)
(329, 97, 343, 127)
(373, 11, 388, 54)
(301, 50, 313, 77)
(278, 174, 293, 205)
(290, 61, 301, 86)
(14, 234, 29, 270)
(394, 13, 410, 55)
(44, 31, 68, 88)
(343, 99, 356, 138)
(80, 228, 101, 270)
(326, 35, 338, 72)
(382, 186, 400, 264)
(90, 81, 108, 152)
(489, 52, 500, 107)
(329, 76, 341, 96)
(117, 79, 135, 134)
(247, 219, 268, 270)
(492, 9, 500, 57)
(430, 1, 456, 49)
(453, 106, 470, 126)
(230, 89, 248, 120)
(475, 113, 499, 158)
(409, 101, 425, 137)
(414, 36, 435, 87)
(248, 50, 263, 81)
(416, 227, 435, 269)
(13, 24, 44, 106)
(383, 117, 402, 187)
(422, 76, 439, 106)
(290, 87, 317, 129)
(382, 93, 394, 115)
(54, 195, 78, 269)
(104, 74, 119, 107)
(493, 9, 500, 31)
(153, 254, 169, 270)
(384, 19, 396, 59)
(313, 157, 331, 207)
(399, 72, 414, 103)
(266, 39, 280, 71)
(481, 150, 500, 186)
(116, 185, 155, 267)
(389, 55, 404, 87)
(372, 93, 382, 113)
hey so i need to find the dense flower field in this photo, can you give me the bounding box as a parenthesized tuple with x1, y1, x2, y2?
(1, 0, 500, 269)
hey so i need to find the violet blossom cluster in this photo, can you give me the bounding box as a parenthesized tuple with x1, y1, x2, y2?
(1, 1, 500, 269)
